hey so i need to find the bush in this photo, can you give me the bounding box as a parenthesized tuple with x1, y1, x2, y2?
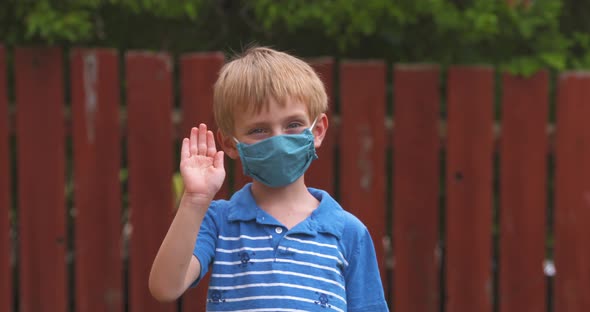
(1, 0, 589, 74)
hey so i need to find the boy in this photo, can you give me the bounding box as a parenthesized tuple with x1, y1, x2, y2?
(149, 46, 389, 311)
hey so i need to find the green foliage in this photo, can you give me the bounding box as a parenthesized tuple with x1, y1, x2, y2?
(24, 1, 95, 42)
(110, 0, 203, 19)
(1, 0, 589, 75)
(251, 0, 574, 75)
(253, 0, 406, 49)
(2, 0, 204, 43)
(569, 32, 590, 69)
(173, 172, 184, 206)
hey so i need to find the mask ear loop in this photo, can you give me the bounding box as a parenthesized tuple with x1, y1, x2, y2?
(310, 116, 319, 131)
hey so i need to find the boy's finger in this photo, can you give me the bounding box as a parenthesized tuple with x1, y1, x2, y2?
(206, 130, 217, 157)
(213, 151, 224, 169)
(198, 123, 207, 155)
(189, 127, 198, 156)
(181, 138, 190, 160)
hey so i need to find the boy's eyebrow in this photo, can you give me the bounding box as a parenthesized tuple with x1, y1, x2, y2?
(281, 113, 308, 121)
(244, 113, 309, 127)
(243, 121, 269, 129)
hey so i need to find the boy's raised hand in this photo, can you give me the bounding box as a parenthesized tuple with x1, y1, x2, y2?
(180, 123, 225, 201)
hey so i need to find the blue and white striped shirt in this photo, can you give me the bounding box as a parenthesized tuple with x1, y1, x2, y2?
(193, 184, 388, 312)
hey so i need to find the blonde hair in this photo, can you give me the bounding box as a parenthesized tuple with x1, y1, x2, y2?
(213, 46, 328, 135)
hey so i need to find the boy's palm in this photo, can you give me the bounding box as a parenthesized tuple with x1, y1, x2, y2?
(180, 124, 225, 199)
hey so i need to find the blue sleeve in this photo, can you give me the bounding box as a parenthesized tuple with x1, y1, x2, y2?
(190, 201, 219, 286)
(344, 226, 389, 312)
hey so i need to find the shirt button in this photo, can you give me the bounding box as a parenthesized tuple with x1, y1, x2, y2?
(275, 227, 283, 234)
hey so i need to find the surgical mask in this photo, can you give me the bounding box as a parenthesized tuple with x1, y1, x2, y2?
(234, 118, 319, 188)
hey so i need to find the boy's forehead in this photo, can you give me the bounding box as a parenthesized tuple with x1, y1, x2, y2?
(238, 96, 308, 114)
(233, 96, 310, 122)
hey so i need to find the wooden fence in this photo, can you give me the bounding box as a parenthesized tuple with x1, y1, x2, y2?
(1, 46, 589, 312)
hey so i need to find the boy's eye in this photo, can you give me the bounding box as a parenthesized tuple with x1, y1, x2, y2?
(287, 122, 303, 129)
(247, 128, 266, 135)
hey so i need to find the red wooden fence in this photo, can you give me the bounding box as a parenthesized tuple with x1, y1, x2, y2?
(71, 49, 123, 312)
(0, 45, 10, 312)
(15, 47, 67, 312)
(2, 45, 590, 312)
(340, 61, 387, 283)
(125, 52, 176, 312)
(499, 71, 549, 312)
(446, 66, 495, 312)
(392, 65, 440, 312)
(555, 72, 590, 312)
(179, 52, 226, 312)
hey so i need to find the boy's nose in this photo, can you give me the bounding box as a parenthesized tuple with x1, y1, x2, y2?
(270, 127, 286, 136)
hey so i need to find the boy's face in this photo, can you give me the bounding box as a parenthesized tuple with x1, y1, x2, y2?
(218, 96, 328, 160)
(233, 97, 312, 144)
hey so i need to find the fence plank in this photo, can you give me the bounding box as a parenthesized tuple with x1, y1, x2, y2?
(126, 52, 175, 312)
(15, 47, 67, 312)
(179, 52, 228, 198)
(554, 72, 590, 312)
(339, 61, 388, 286)
(0, 45, 11, 312)
(499, 71, 548, 312)
(71, 49, 123, 312)
(392, 65, 441, 312)
(179, 52, 225, 312)
(306, 58, 335, 195)
(446, 66, 494, 312)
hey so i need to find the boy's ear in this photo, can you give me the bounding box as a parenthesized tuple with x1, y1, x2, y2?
(217, 129, 240, 160)
(313, 113, 329, 148)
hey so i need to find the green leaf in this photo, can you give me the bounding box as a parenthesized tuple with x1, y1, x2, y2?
(540, 52, 566, 70)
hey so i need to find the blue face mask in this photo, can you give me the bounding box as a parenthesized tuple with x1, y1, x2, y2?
(234, 119, 319, 188)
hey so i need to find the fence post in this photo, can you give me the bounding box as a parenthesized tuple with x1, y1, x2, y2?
(0, 44, 11, 312)
(15, 47, 67, 312)
(179, 52, 225, 312)
(499, 71, 549, 312)
(392, 64, 441, 312)
(445, 66, 494, 312)
(178, 52, 227, 199)
(554, 72, 590, 312)
(339, 60, 388, 289)
(126, 52, 176, 312)
(71, 48, 123, 312)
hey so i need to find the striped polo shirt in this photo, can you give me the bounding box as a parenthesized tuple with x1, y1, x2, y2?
(193, 183, 389, 312)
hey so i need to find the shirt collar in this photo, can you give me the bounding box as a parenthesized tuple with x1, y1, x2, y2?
(226, 184, 258, 222)
(226, 183, 345, 239)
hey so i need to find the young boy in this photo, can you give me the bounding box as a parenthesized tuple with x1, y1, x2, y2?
(149, 46, 389, 311)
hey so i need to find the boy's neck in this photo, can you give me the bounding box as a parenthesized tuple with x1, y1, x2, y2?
(250, 177, 319, 229)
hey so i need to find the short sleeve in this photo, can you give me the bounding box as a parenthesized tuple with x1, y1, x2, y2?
(190, 201, 219, 286)
(344, 226, 389, 312)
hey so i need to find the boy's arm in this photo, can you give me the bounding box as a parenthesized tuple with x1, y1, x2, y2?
(148, 193, 210, 302)
(345, 226, 389, 312)
(149, 124, 225, 302)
